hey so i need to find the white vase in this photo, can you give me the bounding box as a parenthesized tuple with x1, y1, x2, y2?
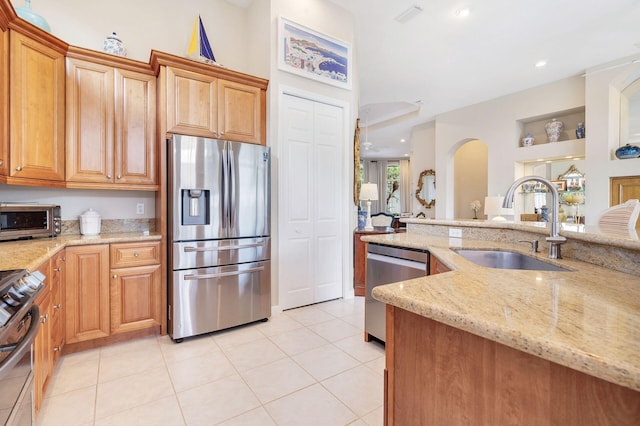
(544, 118, 563, 142)
(103, 32, 126, 56)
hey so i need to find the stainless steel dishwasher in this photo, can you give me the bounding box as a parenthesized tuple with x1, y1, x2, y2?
(365, 243, 429, 342)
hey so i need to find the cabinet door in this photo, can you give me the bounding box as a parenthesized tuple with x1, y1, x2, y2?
(65, 58, 114, 183)
(114, 68, 156, 185)
(110, 264, 161, 335)
(218, 79, 262, 144)
(166, 66, 218, 137)
(9, 31, 65, 181)
(65, 245, 110, 343)
(34, 287, 51, 414)
(0, 28, 8, 176)
(51, 250, 66, 364)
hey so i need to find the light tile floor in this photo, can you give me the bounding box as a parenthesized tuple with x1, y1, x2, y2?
(37, 297, 386, 426)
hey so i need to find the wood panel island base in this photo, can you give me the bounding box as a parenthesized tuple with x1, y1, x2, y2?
(384, 306, 640, 426)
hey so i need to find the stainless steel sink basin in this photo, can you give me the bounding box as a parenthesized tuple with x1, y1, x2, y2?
(454, 249, 569, 272)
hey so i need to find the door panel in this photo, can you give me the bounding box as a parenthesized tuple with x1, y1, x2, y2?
(280, 94, 344, 309)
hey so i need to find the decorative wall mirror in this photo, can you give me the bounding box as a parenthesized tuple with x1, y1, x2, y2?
(415, 169, 436, 208)
(557, 164, 585, 191)
(620, 77, 640, 146)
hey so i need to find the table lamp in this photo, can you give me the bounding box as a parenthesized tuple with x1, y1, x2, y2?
(484, 195, 514, 221)
(359, 183, 379, 231)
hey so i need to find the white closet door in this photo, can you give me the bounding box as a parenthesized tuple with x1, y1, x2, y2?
(280, 94, 344, 310)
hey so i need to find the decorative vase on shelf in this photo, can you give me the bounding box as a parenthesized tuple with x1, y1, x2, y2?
(576, 122, 585, 139)
(615, 144, 640, 159)
(14, 0, 50, 32)
(522, 133, 535, 147)
(544, 118, 563, 142)
(103, 32, 126, 56)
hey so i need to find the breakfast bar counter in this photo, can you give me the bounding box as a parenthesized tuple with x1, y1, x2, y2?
(362, 225, 640, 392)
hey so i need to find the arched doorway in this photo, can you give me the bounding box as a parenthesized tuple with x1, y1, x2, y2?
(453, 140, 488, 219)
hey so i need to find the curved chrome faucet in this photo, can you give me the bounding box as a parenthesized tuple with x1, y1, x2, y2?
(503, 176, 567, 259)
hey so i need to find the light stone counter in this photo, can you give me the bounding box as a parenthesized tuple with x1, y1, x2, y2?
(0, 232, 162, 272)
(364, 231, 640, 392)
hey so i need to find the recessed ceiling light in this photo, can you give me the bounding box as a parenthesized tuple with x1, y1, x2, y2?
(400, 139, 406, 143)
(535, 60, 547, 68)
(404, 153, 409, 157)
(455, 7, 471, 17)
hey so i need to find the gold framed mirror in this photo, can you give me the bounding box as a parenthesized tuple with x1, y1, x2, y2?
(415, 169, 435, 208)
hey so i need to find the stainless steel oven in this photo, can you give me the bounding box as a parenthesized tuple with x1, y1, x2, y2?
(0, 269, 45, 426)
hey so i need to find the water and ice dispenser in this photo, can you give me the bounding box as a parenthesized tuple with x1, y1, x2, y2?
(182, 189, 210, 225)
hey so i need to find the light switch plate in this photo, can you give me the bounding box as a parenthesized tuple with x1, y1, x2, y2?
(449, 228, 462, 238)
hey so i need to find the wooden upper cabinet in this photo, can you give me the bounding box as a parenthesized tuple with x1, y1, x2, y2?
(66, 51, 157, 189)
(218, 78, 262, 144)
(0, 27, 8, 177)
(152, 51, 268, 145)
(9, 30, 65, 183)
(166, 66, 218, 137)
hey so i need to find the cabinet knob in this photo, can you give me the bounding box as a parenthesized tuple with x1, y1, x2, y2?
(106, 174, 112, 179)
(219, 131, 224, 135)
(40, 313, 49, 323)
(112, 274, 118, 279)
(134, 252, 139, 257)
(16, 166, 22, 171)
(53, 304, 61, 309)
(53, 347, 61, 352)
(117, 175, 122, 180)
(0, 160, 3, 166)
(53, 267, 61, 272)
(61, 257, 66, 262)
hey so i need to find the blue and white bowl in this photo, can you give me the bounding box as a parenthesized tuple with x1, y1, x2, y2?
(615, 144, 640, 159)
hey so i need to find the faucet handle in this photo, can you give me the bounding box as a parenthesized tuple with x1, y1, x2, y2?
(518, 239, 539, 254)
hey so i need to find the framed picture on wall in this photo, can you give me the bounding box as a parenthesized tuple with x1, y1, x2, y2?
(277, 16, 352, 90)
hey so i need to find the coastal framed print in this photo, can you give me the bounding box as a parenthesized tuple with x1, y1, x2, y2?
(278, 17, 352, 90)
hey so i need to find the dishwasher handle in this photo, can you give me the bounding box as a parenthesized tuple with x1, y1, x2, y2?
(367, 252, 426, 271)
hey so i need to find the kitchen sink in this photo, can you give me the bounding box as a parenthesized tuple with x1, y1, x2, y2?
(453, 249, 569, 272)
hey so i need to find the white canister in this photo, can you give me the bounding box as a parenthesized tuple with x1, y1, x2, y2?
(79, 208, 101, 236)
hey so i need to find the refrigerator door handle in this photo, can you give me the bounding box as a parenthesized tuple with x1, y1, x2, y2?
(184, 266, 265, 280)
(221, 142, 229, 232)
(228, 143, 236, 231)
(183, 242, 266, 252)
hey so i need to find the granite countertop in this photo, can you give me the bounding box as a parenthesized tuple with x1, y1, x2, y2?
(0, 232, 162, 272)
(363, 231, 640, 392)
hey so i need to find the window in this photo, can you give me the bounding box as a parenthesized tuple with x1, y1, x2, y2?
(386, 162, 400, 214)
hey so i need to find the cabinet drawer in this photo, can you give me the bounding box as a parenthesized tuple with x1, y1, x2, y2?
(110, 241, 160, 268)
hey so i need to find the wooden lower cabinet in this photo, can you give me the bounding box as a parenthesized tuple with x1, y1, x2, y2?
(429, 253, 450, 275)
(65, 241, 162, 345)
(34, 284, 52, 414)
(384, 305, 640, 425)
(50, 249, 66, 364)
(65, 244, 110, 343)
(110, 264, 161, 334)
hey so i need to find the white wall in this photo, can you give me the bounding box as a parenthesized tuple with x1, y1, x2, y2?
(434, 76, 585, 220)
(585, 57, 640, 222)
(267, 0, 358, 307)
(16, 0, 253, 74)
(0, 186, 155, 220)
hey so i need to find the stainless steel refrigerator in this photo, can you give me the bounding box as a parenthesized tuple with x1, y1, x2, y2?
(168, 134, 271, 342)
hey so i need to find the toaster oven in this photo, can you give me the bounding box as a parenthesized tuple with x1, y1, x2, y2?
(0, 203, 61, 241)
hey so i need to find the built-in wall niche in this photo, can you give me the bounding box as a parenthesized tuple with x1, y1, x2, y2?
(518, 107, 586, 146)
(515, 107, 586, 163)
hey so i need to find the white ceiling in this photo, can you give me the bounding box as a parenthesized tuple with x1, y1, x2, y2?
(327, 0, 640, 159)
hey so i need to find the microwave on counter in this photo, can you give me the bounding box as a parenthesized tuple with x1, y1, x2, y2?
(0, 203, 61, 241)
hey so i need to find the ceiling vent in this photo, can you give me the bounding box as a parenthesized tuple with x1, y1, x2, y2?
(395, 5, 424, 23)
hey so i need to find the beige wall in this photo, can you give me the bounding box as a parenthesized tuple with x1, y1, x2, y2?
(453, 140, 488, 219)
(409, 121, 436, 217)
